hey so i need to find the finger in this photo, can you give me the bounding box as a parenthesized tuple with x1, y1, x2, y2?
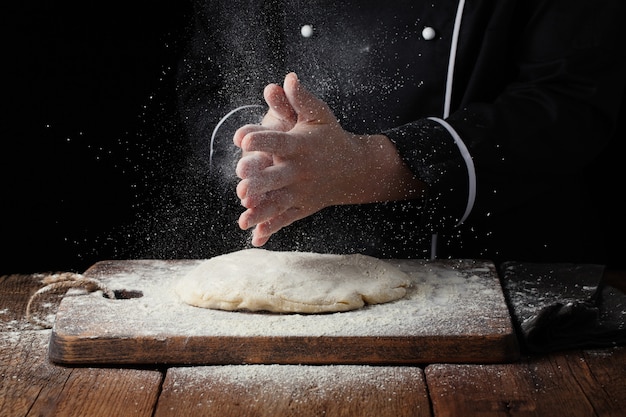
(236, 178, 275, 204)
(262, 83, 297, 131)
(251, 221, 281, 247)
(283, 72, 332, 123)
(238, 164, 295, 208)
(236, 176, 287, 205)
(237, 187, 294, 230)
(235, 152, 273, 179)
(233, 123, 273, 148)
(249, 217, 288, 247)
(250, 207, 306, 246)
(240, 130, 297, 155)
(241, 163, 297, 205)
(236, 169, 283, 203)
(236, 179, 249, 201)
(250, 231, 271, 247)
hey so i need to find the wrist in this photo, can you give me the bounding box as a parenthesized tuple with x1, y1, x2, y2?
(337, 134, 426, 205)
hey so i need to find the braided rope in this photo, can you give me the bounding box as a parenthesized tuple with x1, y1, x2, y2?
(26, 272, 115, 329)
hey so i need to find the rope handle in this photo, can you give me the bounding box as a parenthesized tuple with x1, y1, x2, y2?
(26, 272, 115, 329)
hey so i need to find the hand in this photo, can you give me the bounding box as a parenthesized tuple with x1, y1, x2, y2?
(233, 73, 424, 246)
(231, 81, 298, 195)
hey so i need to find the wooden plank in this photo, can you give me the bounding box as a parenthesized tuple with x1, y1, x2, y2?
(154, 365, 431, 417)
(0, 273, 52, 331)
(48, 259, 519, 365)
(425, 347, 626, 417)
(0, 331, 163, 417)
(572, 348, 626, 416)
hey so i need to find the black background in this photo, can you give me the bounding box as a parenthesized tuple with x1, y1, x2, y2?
(3, 2, 193, 273)
(2, 2, 623, 274)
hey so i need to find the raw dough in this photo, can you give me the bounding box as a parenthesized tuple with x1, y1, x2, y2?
(175, 249, 410, 313)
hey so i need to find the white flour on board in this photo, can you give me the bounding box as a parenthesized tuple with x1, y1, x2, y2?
(53, 259, 509, 338)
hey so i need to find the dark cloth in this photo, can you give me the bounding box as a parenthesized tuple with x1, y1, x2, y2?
(176, 0, 626, 263)
(501, 262, 626, 353)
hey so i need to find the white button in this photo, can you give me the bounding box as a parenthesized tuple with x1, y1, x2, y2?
(422, 26, 436, 40)
(300, 24, 314, 38)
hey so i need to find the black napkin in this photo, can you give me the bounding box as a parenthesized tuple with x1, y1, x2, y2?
(500, 262, 626, 353)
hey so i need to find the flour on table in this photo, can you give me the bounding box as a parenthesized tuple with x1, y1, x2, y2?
(174, 249, 410, 313)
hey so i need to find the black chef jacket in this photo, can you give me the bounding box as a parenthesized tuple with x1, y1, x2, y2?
(176, 0, 626, 264)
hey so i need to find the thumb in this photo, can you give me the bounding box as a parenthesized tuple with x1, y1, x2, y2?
(262, 82, 297, 131)
(282, 72, 333, 123)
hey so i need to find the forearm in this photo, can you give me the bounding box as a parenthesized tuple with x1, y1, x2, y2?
(337, 133, 427, 206)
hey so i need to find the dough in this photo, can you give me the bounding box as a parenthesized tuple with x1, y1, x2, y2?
(175, 249, 410, 313)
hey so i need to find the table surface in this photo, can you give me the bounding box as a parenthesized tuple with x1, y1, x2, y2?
(2, 267, 625, 417)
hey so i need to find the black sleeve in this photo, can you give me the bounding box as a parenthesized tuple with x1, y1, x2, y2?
(385, 0, 626, 235)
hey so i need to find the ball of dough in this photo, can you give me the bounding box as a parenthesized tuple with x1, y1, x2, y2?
(175, 249, 410, 314)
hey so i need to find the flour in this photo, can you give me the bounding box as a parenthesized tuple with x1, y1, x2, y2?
(53, 258, 510, 339)
(160, 363, 428, 415)
(166, 364, 421, 394)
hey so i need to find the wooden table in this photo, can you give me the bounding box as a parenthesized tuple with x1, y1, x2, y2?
(2, 269, 625, 417)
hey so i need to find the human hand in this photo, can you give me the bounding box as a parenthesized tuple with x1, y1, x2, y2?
(230, 80, 299, 200)
(233, 72, 423, 246)
(233, 73, 360, 246)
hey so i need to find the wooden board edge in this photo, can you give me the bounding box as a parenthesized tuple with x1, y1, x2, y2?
(48, 333, 520, 366)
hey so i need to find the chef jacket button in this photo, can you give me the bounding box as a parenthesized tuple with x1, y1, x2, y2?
(300, 24, 314, 38)
(422, 26, 436, 40)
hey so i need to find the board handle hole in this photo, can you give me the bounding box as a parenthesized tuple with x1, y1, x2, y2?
(106, 289, 144, 300)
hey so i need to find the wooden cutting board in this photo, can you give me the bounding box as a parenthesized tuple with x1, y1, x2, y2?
(48, 258, 519, 366)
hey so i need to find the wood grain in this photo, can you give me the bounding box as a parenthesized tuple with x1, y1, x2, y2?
(0, 273, 49, 331)
(0, 331, 163, 417)
(424, 347, 626, 417)
(154, 365, 431, 417)
(48, 259, 519, 366)
(2, 270, 625, 417)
